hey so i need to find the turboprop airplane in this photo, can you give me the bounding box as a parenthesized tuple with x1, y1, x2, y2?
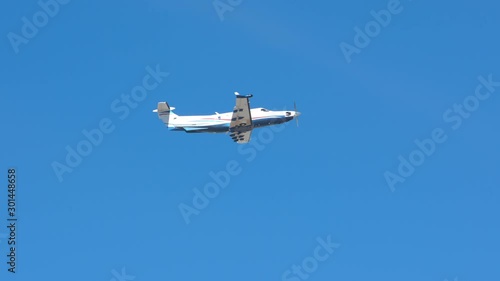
(153, 92, 301, 143)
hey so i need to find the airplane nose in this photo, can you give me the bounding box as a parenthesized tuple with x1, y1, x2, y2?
(295, 111, 301, 117)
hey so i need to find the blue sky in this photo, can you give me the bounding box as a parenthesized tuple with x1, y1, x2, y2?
(1, 0, 500, 280)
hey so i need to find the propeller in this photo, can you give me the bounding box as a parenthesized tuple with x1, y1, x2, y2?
(294, 101, 299, 127)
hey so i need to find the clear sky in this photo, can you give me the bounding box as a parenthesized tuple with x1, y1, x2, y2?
(1, 0, 499, 280)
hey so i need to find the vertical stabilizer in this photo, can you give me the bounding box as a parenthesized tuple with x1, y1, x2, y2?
(153, 102, 177, 128)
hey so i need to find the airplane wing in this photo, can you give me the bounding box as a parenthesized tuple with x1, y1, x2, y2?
(229, 130, 252, 144)
(230, 92, 253, 131)
(229, 92, 253, 143)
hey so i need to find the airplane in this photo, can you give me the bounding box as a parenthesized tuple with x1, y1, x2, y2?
(153, 92, 301, 143)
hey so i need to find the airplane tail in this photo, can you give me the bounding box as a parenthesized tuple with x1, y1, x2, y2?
(153, 102, 178, 128)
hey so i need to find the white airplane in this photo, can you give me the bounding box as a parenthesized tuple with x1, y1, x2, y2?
(153, 92, 301, 143)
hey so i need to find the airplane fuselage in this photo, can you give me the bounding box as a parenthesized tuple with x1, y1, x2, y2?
(168, 108, 296, 133)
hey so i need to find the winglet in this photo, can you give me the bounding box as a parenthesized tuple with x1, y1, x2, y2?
(235, 92, 253, 98)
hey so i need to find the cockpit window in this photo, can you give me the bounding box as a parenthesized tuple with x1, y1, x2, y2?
(261, 108, 269, 112)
